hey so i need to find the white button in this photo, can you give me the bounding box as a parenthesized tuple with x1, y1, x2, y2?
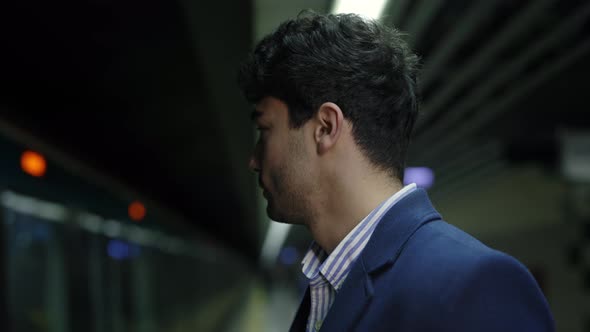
(315, 320, 322, 331)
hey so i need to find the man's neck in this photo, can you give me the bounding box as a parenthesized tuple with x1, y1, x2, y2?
(307, 174, 402, 254)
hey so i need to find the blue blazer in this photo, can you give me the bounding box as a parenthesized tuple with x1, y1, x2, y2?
(290, 189, 554, 332)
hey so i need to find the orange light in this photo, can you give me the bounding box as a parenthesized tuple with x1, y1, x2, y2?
(128, 201, 146, 222)
(21, 150, 47, 177)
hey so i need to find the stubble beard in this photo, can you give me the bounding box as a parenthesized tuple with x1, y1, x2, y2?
(267, 166, 312, 225)
(269, 140, 315, 225)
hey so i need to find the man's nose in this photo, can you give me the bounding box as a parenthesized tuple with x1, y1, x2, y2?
(248, 154, 260, 173)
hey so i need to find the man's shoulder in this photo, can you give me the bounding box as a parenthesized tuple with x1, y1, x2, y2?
(383, 219, 532, 287)
(373, 219, 543, 307)
(402, 219, 517, 269)
(416, 219, 495, 255)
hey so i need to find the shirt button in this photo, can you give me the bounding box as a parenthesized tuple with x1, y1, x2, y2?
(315, 321, 322, 331)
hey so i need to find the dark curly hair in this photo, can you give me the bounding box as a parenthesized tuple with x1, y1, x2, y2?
(238, 11, 420, 180)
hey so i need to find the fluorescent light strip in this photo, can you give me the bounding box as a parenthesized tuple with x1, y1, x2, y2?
(331, 0, 390, 19)
(0, 190, 203, 258)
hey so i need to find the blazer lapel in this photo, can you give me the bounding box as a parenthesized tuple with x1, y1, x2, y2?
(361, 188, 441, 274)
(289, 287, 311, 332)
(319, 189, 441, 331)
(318, 254, 375, 331)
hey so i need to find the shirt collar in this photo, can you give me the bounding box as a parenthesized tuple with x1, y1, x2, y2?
(301, 183, 417, 289)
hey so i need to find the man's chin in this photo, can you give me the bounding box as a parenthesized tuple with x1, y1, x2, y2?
(266, 205, 305, 225)
(266, 205, 287, 224)
(266, 205, 282, 222)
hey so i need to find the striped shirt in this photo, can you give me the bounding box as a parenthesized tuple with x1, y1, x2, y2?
(301, 183, 417, 332)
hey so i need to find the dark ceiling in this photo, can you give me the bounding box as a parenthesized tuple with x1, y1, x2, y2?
(1, 0, 590, 261)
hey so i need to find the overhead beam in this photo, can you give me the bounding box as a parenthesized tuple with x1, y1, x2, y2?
(415, 0, 556, 131)
(381, 0, 411, 28)
(415, 35, 590, 165)
(413, 2, 590, 158)
(403, 0, 445, 47)
(419, 1, 498, 89)
(430, 159, 508, 203)
(429, 140, 502, 185)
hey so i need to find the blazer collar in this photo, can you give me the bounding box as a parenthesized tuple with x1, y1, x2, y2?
(361, 188, 441, 274)
(318, 188, 441, 331)
(289, 287, 310, 332)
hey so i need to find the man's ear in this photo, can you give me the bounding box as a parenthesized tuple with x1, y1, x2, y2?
(314, 102, 344, 154)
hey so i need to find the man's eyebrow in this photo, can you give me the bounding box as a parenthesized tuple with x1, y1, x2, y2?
(250, 110, 263, 121)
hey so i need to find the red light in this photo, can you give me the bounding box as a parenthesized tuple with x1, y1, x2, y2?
(128, 201, 146, 222)
(21, 150, 47, 177)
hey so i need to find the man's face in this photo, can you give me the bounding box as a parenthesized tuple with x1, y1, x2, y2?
(249, 97, 315, 225)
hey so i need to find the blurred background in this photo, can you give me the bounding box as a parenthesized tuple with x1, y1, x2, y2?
(1, 0, 590, 331)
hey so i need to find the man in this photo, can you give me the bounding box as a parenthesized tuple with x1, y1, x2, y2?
(238, 11, 554, 332)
